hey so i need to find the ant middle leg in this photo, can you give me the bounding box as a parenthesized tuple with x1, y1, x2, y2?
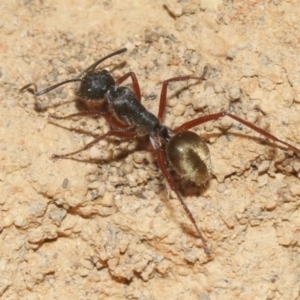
(115, 72, 141, 101)
(157, 76, 204, 122)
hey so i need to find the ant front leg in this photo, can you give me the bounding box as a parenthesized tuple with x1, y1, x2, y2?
(115, 72, 141, 101)
(49, 111, 108, 120)
(155, 145, 210, 255)
(52, 130, 137, 159)
(49, 107, 130, 130)
(158, 76, 204, 122)
(52, 112, 133, 159)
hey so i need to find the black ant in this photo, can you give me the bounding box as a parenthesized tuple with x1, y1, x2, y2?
(20, 48, 300, 255)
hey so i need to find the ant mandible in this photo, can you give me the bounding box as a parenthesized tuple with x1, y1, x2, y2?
(20, 48, 300, 255)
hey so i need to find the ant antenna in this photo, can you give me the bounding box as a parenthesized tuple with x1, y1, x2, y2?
(36, 79, 82, 96)
(76, 47, 127, 79)
(20, 48, 128, 97)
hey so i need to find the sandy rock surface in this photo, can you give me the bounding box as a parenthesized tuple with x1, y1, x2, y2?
(1, 1, 300, 299)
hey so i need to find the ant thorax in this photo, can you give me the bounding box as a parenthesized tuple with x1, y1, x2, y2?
(106, 85, 159, 136)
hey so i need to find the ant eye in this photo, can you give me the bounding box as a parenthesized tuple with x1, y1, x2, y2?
(166, 131, 211, 186)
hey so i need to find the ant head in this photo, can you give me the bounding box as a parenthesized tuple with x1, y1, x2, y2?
(166, 131, 211, 186)
(77, 70, 115, 103)
(75, 48, 127, 105)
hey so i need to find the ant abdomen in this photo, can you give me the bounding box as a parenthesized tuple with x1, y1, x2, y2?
(166, 131, 211, 186)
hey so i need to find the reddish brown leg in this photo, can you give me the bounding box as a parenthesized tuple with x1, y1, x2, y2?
(50, 111, 130, 130)
(116, 72, 141, 101)
(53, 130, 137, 159)
(158, 76, 203, 122)
(49, 111, 107, 120)
(174, 111, 300, 154)
(102, 113, 132, 130)
(156, 147, 210, 255)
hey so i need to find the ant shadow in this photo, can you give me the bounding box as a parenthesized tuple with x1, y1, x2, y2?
(48, 115, 289, 186)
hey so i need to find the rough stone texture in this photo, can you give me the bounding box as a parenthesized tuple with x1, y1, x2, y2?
(1, 1, 300, 299)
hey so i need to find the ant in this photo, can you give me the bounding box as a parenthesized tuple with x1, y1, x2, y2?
(20, 48, 300, 255)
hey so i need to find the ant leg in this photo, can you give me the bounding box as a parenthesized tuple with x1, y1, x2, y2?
(49, 111, 107, 120)
(53, 110, 131, 130)
(156, 146, 210, 255)
(174, 111, 300, 155)
(49, 105, 130, 130)
(158, 76, 204, 122)
(102, 113, 131, 130)
(52, 130, 136, 159)
(115, 72, 141, 101)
